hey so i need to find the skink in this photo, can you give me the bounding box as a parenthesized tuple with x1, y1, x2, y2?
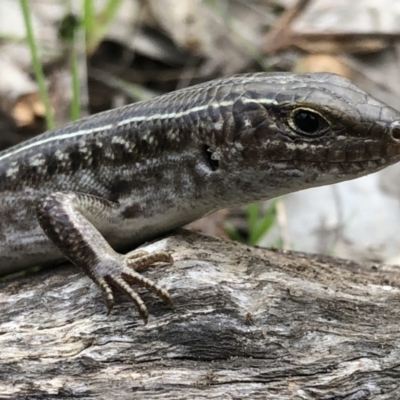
(1, 72, 400, 322)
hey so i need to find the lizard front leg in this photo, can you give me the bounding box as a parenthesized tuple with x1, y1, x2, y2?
(36, 191, 173, 323)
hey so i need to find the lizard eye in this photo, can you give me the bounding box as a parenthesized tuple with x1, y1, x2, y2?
(289, 108, 329, 137)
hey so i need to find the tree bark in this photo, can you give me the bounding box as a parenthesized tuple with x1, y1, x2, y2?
(1, 230, 400, 399)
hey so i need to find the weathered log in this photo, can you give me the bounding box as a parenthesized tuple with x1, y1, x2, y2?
(1, 230, 400, 399)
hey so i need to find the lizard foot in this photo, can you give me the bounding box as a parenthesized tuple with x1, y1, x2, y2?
(92, 250, 174, 323)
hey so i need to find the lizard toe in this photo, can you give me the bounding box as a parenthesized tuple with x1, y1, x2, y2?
(94, 275, 115, 314)
(126, 251, 173, 271)
(121, 266, 174, 308)
(106, 274, 149, 323)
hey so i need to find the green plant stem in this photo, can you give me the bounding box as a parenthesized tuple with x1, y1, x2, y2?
(84, 0, 123, 53)
(69, 42, 81, 121)
(82, 0, 94, 40)
(19, 0, 54, 129)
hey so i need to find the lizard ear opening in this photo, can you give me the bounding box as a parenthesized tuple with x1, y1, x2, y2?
(202, 145, 219, 171)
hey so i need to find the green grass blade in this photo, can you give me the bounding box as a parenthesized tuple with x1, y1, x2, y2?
(19, 0, 54, 129)
(248, 200, 278, 245)
(69, 43, 81, 121)
(84, 0, 123, 53)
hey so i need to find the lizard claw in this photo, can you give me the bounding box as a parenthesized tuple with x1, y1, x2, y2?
(106, 274, 150, 323)
(92, 250, 174, 323)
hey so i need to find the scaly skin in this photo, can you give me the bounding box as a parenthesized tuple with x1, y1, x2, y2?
(1, 72, 400, 322)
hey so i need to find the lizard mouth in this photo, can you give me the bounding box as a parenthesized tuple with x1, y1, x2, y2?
(269, 158, 393, 180)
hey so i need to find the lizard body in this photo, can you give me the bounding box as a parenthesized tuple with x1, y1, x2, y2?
(1, 72, 400, 321)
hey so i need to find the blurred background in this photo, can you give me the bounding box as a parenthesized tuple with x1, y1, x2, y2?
(1, 0, 400, 265)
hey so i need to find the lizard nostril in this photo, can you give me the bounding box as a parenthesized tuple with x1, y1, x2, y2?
(389, 121, 400, 141)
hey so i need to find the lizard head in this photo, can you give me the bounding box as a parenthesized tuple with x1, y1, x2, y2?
(204, 72, 400, 201)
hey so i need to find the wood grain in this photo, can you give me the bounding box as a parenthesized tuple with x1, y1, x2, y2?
(1, 230, 400, 399)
